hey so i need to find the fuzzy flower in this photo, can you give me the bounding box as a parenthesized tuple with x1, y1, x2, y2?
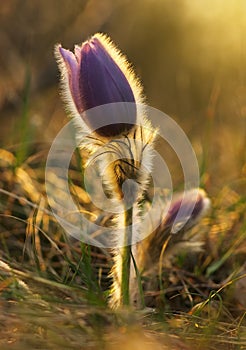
(56, 34, 157, 309)
(56, 33, 144, 138)
(165, 189, 210, 232)
(55, 34, 210, 309)
(137, 189, 211, 272)
(56, 33, 155, 201)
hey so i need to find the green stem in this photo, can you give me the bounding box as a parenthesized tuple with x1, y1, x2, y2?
(121, 205, 133, 306)
(130, 250, 145, 308)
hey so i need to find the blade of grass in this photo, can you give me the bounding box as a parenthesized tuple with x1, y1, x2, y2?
(15, 68, 32, 167)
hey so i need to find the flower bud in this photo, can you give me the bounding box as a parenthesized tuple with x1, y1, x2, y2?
(56, 34, 139, 138)
(165, 189, 210, 232)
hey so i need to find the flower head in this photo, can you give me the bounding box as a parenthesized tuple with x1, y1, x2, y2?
(165, 189, 210, 231)
(56, 33, 142, 138)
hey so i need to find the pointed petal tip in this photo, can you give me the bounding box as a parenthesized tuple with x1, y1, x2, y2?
(57, 46, 79, 72)
(59, 46, 71, 59)
(74, 45, 82, 62)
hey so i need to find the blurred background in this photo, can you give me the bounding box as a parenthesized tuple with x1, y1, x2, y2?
(0, 0, 245, 194)
(0, 3, 246, 345)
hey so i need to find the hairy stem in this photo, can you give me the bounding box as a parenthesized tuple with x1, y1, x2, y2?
(120, 204, 133, 305)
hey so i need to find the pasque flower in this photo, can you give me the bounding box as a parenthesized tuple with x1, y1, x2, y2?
(56, 33, 155, 309)
(56, 33, 142, 137)
(136, 189, 210, 281)
(55, 34, 210, 309)
(164, 189, 210, 231)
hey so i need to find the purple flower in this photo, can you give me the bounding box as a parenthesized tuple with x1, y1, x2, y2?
(57, 34, 137, 137)
(165, 189, 210, 232)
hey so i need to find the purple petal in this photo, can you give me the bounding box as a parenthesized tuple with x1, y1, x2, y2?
(79, 38, 136, 137)
(165, 191, 208, 231)
(59, 46, 83, 113)
(74, 45, 82, 63)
